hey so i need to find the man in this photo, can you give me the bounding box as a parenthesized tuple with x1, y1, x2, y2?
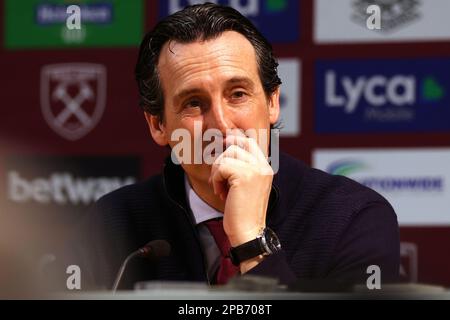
(76, 3, 399, 290)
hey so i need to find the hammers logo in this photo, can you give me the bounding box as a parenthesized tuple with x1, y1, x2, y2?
(41, 63, 106, 141)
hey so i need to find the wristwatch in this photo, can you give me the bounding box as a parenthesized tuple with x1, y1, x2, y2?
(229, 227, 281, 266)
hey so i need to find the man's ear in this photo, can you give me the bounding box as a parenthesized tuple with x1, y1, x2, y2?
(268, 86, 281, 125)
(144, 112, 168, 146)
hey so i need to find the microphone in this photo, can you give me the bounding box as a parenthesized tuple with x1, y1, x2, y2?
(112, 240, 171, 292)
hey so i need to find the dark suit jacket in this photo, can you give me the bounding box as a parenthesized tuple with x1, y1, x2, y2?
(69, 152, 400, 290)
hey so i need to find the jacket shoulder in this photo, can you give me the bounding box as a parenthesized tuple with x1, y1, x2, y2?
(277, 152, 392, 215)
(276, 153, 399, 281)
(94, 174, 164, 212)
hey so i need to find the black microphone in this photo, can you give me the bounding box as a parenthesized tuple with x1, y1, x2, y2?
(112, 239, 171, 292)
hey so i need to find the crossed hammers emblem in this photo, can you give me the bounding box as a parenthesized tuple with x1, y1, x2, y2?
(52, 81, 94, 128)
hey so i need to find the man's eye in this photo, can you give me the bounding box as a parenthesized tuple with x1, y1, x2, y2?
(185, 99, 202, 108)
(231, 91, 247, 99)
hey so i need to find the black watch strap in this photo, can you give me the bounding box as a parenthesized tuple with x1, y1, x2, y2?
(229, 238, 264, 266)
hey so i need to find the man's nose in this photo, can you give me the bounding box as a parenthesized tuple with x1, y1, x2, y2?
(204, 99, 234, 134)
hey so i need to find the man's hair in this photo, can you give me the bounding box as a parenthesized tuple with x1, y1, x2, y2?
(135, 2, 282, 122)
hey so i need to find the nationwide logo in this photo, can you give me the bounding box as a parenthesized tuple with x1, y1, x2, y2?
(7, 171, 135, 206)
(314, 149, 450, 225)
(351, 0, 421, 33)
(40, 63, 107, 141)
(316, 59, 450, 133)
(326, 160, 367, 176)
(327, 160, 444, 193)
(159, 0, 299, 43)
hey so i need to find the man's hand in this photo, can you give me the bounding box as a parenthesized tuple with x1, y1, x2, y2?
(209, 132, 274, 272)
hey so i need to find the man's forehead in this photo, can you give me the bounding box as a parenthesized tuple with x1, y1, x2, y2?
(158, 31, 258, 68)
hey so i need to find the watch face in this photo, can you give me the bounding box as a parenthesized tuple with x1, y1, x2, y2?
(262, 228, 281, 254)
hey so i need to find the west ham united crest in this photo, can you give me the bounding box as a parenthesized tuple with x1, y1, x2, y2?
(40, 63, 107, 141)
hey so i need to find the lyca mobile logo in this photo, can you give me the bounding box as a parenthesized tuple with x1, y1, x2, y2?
(327, 160, 443, 193)
(316, 59, 450, 133)
(167, 0, 288, 16)
(325, 71, 444, 114)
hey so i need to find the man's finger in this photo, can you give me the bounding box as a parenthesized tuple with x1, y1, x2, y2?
(220, 144, 258, 165)
(210, 156, 248, 199)
(224, 135, 267, 163)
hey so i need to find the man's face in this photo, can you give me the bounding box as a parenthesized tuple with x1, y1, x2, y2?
(148, 31, 280, 183)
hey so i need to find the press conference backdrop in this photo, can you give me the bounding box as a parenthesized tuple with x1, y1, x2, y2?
(0, 0, 449, 289)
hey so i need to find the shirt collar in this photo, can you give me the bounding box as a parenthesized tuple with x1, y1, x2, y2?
(184, 174, 223, 225)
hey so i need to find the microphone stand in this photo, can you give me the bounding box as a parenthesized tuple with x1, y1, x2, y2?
(112, 250, 140, 293)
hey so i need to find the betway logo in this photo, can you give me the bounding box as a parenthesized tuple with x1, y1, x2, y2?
(325, 71, 416, 113)
(168, 0, 287, 16)
(7, 171, 136, 205)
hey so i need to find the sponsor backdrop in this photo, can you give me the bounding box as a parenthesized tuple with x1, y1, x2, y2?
(313, 149, 450, 226)
(315, 58, 450, 133)
(1, 0, 449, 287)
(5, 0, 144, 48)
(315, 0, 450, 43)
(158, 0, 300, 43)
